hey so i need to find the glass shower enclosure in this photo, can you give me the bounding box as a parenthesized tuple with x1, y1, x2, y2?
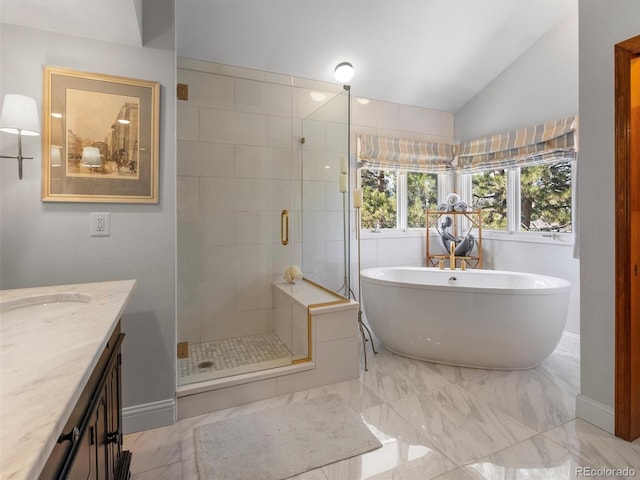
(176, 62, 350, 387)
(301, 88, 351, 295)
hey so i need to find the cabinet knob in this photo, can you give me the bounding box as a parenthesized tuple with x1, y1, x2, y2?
(58, 426, 80, 445)
(106, 430, 120, 444)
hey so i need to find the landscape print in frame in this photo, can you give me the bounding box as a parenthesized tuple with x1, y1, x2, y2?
(42, 66, 159, 203)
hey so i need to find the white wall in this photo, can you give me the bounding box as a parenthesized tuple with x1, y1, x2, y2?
(0, 2, 176, 433)
(483, 237, 580, 335)
(455, 8, 578, 141)
(350, 99, 455, 295)
(577, 0, 640, 431)
(452, 7, 580, 336)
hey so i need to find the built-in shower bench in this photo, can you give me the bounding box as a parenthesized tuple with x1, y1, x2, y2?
(176, 279, 359, 419)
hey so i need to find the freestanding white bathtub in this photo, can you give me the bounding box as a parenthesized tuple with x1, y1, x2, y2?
(360, 267, 570, 370)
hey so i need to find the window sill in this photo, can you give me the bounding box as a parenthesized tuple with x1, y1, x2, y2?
(473, 230, 575, 246)
(360, 228, 425, 240)
(359, 228, 575, 246)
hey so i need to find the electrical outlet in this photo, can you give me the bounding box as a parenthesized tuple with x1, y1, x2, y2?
(90, 213, 111, 237)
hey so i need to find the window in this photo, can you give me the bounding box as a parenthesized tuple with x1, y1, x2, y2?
(407, 172, 438, 228)
(472, 169, 508, 230)
(357, 118, 575, 235)
(520, 163, 572, 232)
(471, 162, 573, 233)
(361, 169, 397, 229)
(360, 169, 438, 230)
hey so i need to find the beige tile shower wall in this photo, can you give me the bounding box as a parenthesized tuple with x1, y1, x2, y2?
(177, 61, 344, 345)
(351, 98, 454, 144)
(177, 67, 298, 345)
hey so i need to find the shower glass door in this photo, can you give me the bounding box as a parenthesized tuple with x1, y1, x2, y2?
(301, 89, 351, 295)
(176, 64, 296, 387)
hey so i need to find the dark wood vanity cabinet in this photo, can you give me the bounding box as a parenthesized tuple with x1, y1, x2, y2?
(39, 322, 132, 480)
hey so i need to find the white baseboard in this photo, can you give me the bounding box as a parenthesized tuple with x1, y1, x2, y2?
(122, 398, 176, 434)
(559, 333, 614, 435)
(576, 394, 614, 434)
(559, 330, 580, 353)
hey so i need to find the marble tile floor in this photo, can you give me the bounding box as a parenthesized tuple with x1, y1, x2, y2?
(124, 344, 640, 479)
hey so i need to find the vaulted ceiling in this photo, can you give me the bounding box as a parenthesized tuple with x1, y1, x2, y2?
(1, 0, 577, 112)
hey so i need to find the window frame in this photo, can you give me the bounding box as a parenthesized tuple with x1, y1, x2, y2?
(357, 168, 443, 234)
(466, 160, 575, 240)
(358, 160, 575, 244)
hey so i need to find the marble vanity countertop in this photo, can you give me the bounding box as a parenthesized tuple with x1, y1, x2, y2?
(0, 279, 136, 480)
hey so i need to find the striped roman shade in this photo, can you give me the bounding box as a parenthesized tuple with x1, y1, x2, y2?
(453, 116, 577, 173)
(357, 134, 455, 173)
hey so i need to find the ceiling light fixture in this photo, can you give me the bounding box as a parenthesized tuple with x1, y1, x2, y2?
(334, 62, 354, 83)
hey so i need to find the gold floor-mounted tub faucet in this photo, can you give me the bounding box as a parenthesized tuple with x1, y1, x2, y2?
(449, 241, 456, 270)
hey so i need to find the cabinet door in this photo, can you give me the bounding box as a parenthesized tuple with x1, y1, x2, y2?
(106, 353, 122, 478)
(94, 387, 109, 480)
(67, 385, 107, 480)
(66, 426, 92, 480)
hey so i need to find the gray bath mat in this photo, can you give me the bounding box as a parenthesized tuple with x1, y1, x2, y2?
(194, 394, 382, 480)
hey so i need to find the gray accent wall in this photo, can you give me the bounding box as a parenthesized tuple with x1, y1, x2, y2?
(578, 0, 640, 422)
(0, 2, 176, 432)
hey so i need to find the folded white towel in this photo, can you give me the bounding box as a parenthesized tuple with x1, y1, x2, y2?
(446, 193, 460, 206)
(453, 201, 468, 212)
(437, 203, 449, 212)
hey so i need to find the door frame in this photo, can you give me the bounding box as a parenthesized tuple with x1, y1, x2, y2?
(614, 34, 640, 442)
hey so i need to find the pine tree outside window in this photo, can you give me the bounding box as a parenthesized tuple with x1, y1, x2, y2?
(361, 169, 397, 229)
(360, 169, 438, 231)
(520, 163, 572, 232)
(470, 162, 573, 233)
(407, 172, 438, 228)
(472, 169, 508, 231)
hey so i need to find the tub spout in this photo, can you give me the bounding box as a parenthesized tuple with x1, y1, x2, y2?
(449, 241, 456, 270)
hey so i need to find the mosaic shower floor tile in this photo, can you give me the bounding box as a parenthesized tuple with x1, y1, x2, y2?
(177, 332, 292, 386)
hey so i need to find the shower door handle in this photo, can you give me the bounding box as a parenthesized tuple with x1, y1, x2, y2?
(281, 210, 289, 246)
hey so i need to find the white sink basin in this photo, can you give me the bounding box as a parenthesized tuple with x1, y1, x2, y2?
(1, 294, 92, 327)
(1, 293, 91, 312)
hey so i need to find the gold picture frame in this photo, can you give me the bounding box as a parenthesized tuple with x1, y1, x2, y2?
(42, 66, 159, 203)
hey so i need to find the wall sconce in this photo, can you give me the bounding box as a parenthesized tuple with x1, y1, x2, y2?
(334, 62, 354, 84)
(0, 94, 41, 179)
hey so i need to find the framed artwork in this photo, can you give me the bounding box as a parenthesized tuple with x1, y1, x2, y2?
(42, 66, 160, 203)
